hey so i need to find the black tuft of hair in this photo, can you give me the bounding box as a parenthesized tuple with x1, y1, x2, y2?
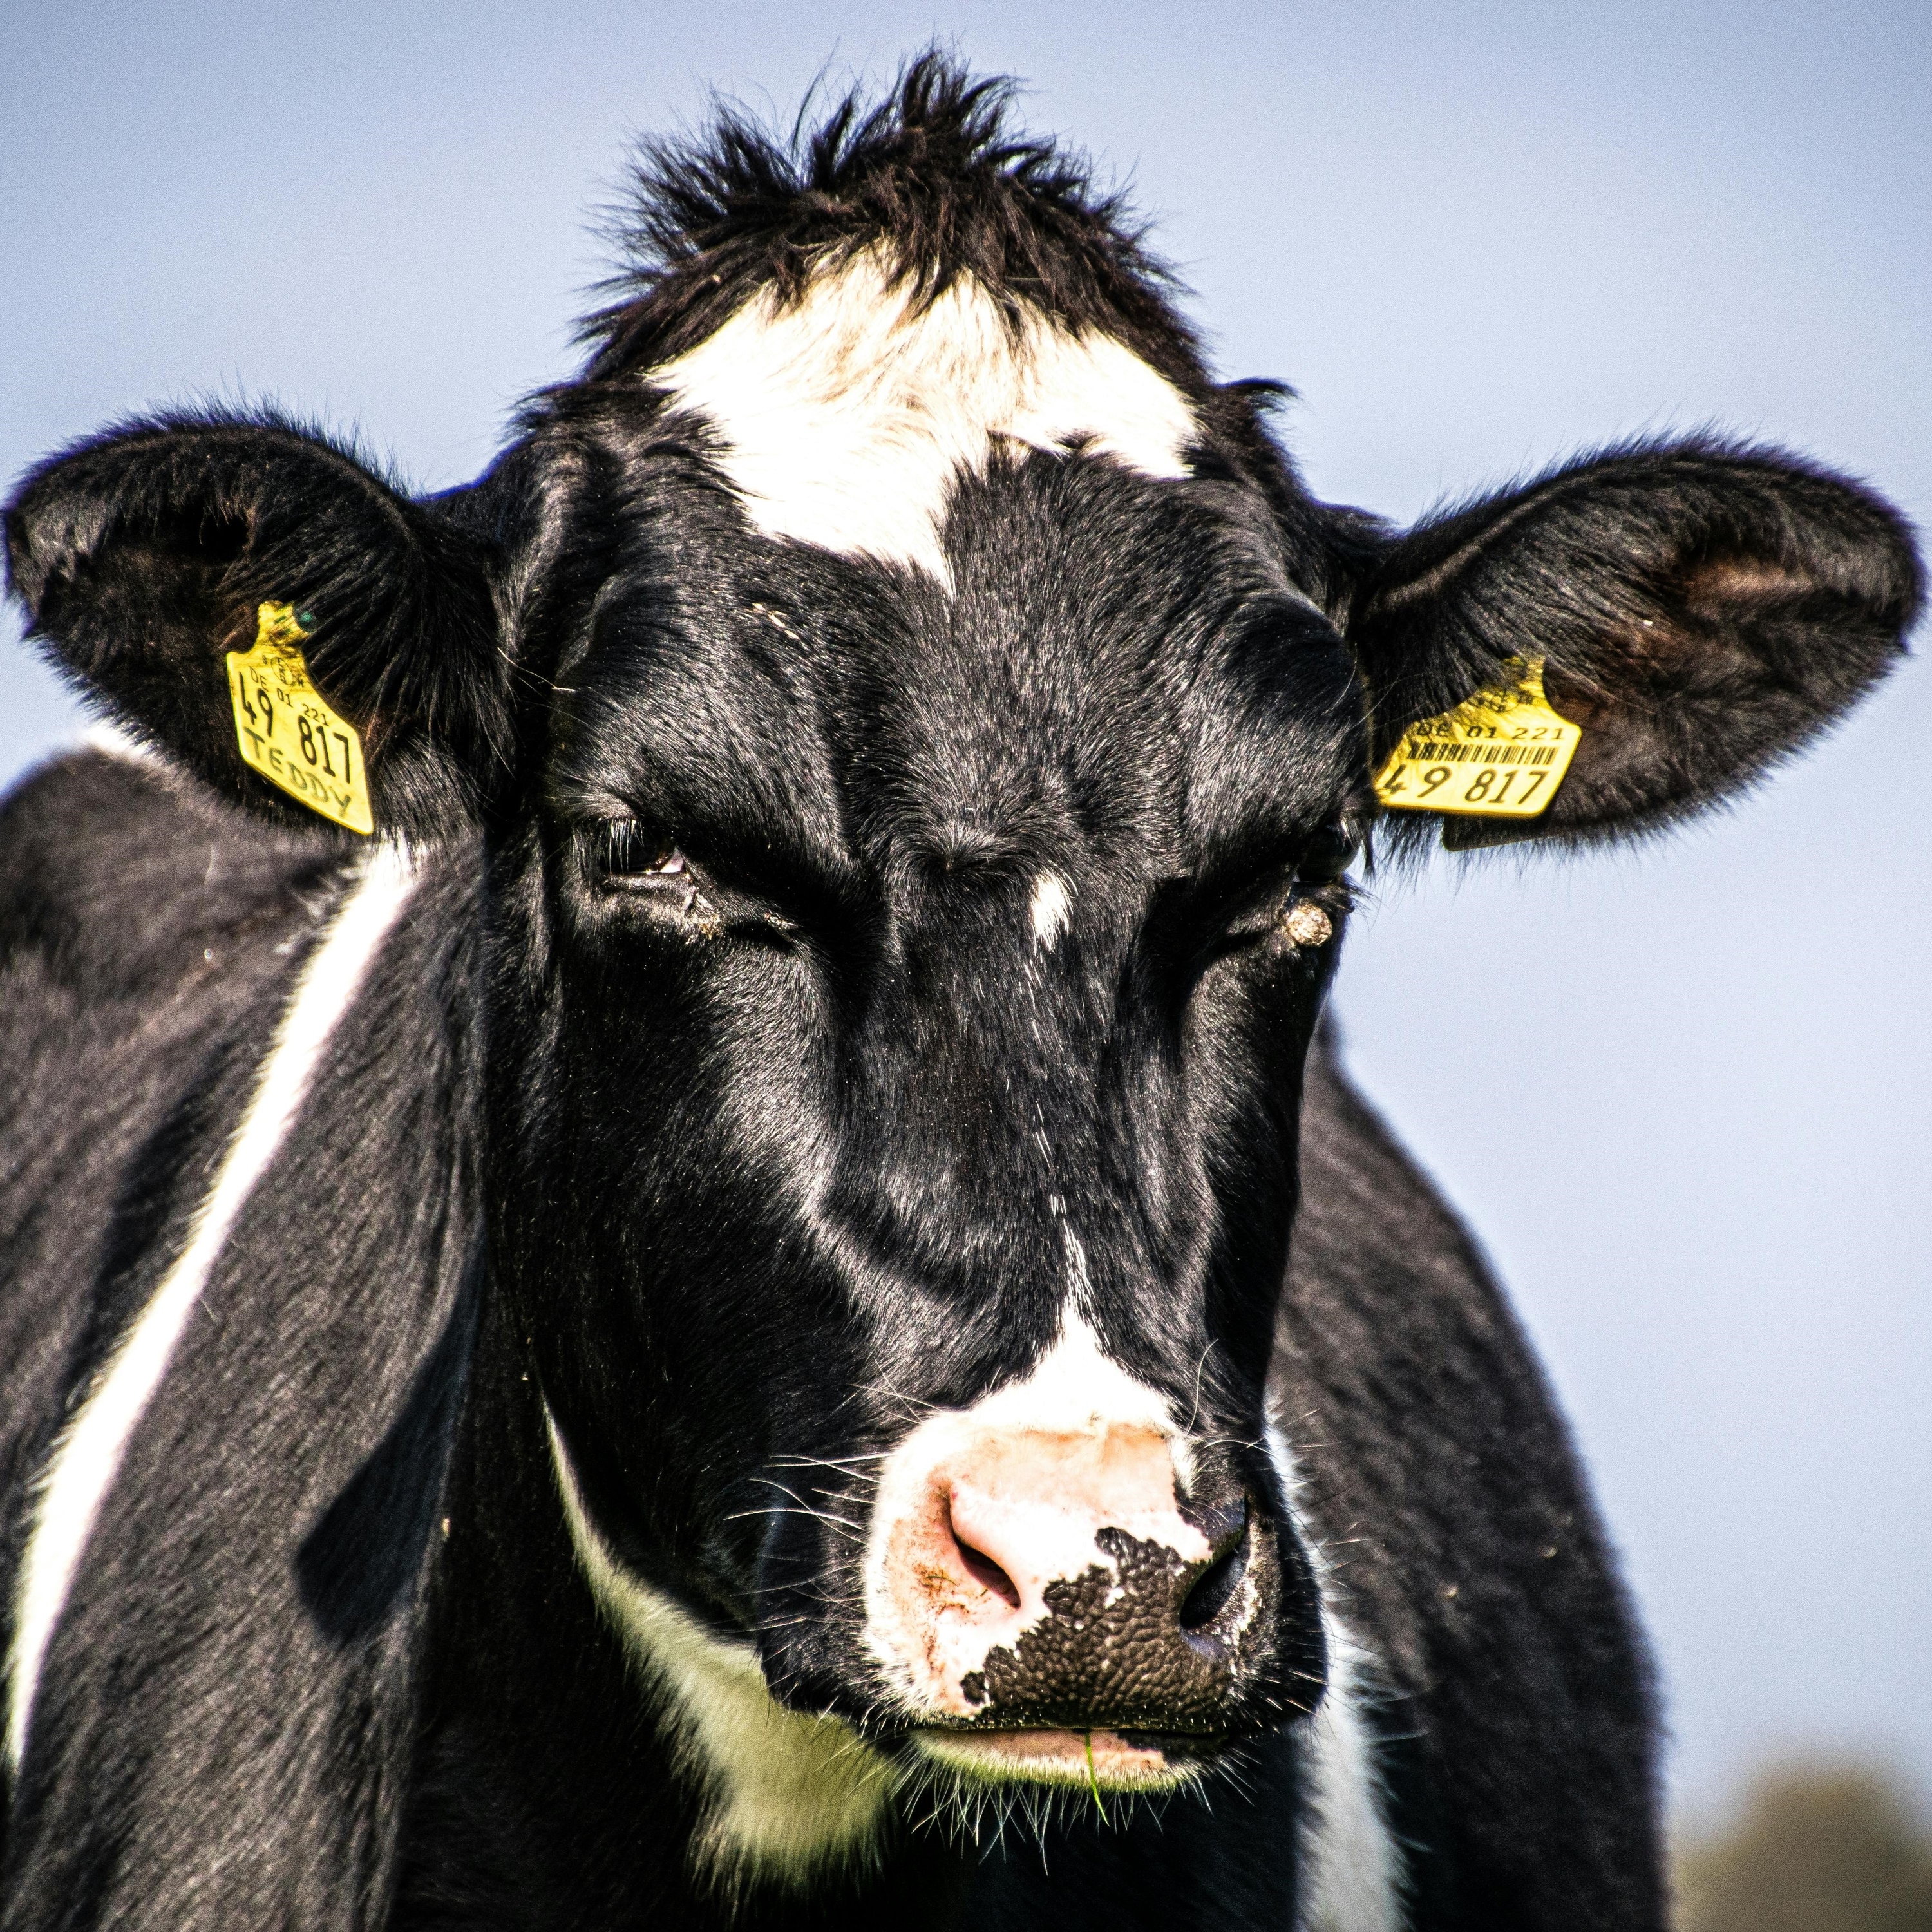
(578, 51, 1209, 389)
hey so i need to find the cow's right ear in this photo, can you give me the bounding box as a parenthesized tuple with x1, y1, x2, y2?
(1338, 441, 1920, 851)
(5, 413, 508, 841)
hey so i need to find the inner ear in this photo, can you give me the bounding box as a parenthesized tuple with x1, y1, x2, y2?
(1678, 551, 1815, 608)
(146, 500, 252, 576)
(1543, 536, 1880, 804)
(37, 508, 254, 671)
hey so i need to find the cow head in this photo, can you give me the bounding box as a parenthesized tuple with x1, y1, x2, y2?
(6, 57, 1917, 1891)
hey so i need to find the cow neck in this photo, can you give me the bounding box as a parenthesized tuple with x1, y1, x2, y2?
(409, 1289, 973, 1924)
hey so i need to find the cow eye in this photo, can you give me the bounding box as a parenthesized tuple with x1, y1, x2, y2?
(586, 820, 690, 891)
(1294, 820, 1361, 884)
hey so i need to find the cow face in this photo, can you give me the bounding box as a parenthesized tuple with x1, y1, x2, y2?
(481, 251, 1367, 1811)
(6, 57, 1915, 1891)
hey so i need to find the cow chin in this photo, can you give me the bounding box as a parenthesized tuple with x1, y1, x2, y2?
(909, 1726, 1209, 1794)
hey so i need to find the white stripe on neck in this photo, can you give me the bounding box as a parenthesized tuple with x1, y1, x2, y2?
(1266, 1423, 1407, 1932)
(5, 841, 419, 1772)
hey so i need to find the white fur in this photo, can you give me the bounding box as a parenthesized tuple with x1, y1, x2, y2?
(1267, 1424, 1406, 1932)
(861, 1300, 1198, 1708)
(916, 1302, 1176, 1454)
(652, 249, 1198, 587)
(81, 721, 156, 764)
(1029, 871, 1072, 950)
(4, 844, 419, 1773)
(546, 1416, 895, 1889)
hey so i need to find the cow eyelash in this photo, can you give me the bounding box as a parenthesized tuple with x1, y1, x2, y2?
(1290, 873, 1359, 923)
(580, 821, 802, 945)
(585, 820, 693, 892)
(1195, 824, 1360, 964)
(1209, 822, 1359, 922)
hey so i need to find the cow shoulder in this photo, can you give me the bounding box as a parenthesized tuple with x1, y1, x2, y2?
(1279, 1028, 1663, 1926)
(0, 739, 346, 1001)
(0, 749, 480, 1925)
(0, 743, 343, 1589)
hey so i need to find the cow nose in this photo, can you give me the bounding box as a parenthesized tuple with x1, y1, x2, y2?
(869, 1423, 1267, 1730)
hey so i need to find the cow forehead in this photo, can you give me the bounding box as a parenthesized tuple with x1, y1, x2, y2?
(649, 248, 1199, 588)
(563, 558, 1354, 887)
(549, 254, 1361, 862)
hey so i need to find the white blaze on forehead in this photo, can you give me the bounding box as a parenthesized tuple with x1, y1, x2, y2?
(650, 249, 1199, 585)
(1028, 871, 1072, 950)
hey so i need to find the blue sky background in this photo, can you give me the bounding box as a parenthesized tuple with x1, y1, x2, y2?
(4, 0, 1927, 1827)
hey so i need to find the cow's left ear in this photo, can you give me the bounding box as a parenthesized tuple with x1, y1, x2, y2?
(1342, 440, 1921, 848)
(5, 412, 509, 841)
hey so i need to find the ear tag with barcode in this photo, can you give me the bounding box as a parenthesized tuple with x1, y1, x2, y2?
(1373, 656, 1581, 818)
(225, 603, 374, 835)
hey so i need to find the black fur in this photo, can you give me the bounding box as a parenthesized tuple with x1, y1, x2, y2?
(3, 414, 506, 842)
(1346, 437, 1922, 852)
(581, 55, 1202, 390)
(0, 55, 1917, 1931)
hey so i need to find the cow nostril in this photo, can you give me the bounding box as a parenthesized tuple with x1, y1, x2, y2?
(1179, 1515, 1251, 1633)
(945, 1499, 1021, 1609)
(957, 1539, 1021, 1609)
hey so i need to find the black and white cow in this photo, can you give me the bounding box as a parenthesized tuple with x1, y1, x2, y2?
(0, 59, 1918, 1932)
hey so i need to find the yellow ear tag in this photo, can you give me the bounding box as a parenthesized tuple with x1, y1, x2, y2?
(225, 603, 374, 835)
(1372, 656, 1581, 818)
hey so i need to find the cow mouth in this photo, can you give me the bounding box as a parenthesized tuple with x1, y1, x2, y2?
(906, 1725, 1216, 1792)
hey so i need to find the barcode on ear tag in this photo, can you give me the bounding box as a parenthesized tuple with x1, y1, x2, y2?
(225, 603, 375, 835)
(1373, 656, 1581, 818)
